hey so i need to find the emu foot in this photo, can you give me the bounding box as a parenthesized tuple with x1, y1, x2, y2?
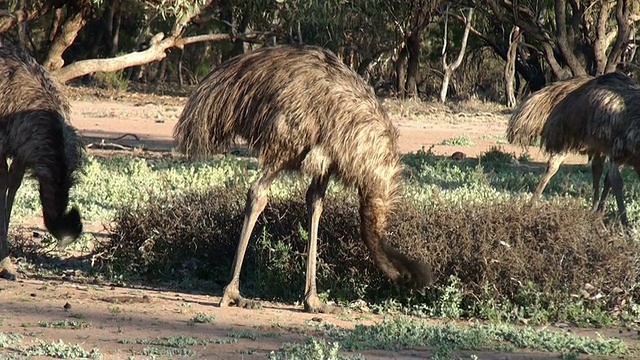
(219, 286, 262, 310)
(0, 257, 17, 281)
(304, 294, 343, 314)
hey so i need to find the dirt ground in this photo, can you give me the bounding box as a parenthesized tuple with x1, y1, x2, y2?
(0, 87, 624, 360)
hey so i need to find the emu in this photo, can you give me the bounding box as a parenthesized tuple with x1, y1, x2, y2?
(508, 72, 639, 224)
(0, 45, 84, 280)
(542, 72, 640, 225)
(173, 45, 432, 313)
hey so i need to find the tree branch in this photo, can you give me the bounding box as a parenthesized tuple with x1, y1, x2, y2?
(606, 0, 632, 73)
(52, 31, 263, 83)
(554, 0, 585, 76)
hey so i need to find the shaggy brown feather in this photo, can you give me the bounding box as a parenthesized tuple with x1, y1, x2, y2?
(542, 72, 639, 155)
(507, 75, 593, 148)
(174, 45, 431, 311)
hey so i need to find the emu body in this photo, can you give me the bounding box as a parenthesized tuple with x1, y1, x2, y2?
(0, 45, 84, 279)
(542, 72, 640, 224)
(174, 45, 432, 313)
(507, 73, 639, 224)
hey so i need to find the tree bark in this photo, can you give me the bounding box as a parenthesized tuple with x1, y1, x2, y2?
(395, 45, 408, 98)
(405, 33, 421, 98)
(43, 0, 93, 72)
(504, 26, 519, 108)
(605, 0, 632, 73)
(53, 32, 262, 84)
(554, 0, 586, 77)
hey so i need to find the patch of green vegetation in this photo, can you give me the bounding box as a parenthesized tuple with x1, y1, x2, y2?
(322, 317, 628, 356)
(438, 136, 475, 146)
(119, 335, 235, 347)
(94, 70, 129, 92)
(38, 320, 91, 329)
(227, 330, 259, 340)
(141, 347, 196, 357)
(0, 332, 23, 348)
(269, 338, 364, 360)
(23, 339, 102, 359)
(187, 312, 215, 324)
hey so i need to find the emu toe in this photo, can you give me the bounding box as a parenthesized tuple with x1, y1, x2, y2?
(304, 294, 343, 314)
(219, 286, 262, 309)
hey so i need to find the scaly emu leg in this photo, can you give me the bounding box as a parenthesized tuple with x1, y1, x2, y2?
(0, 156, 16, 280)
(303, 174, 339, 313)
(220, 167, 280, 309)
(599, 161, 629, 226)
(530, 152, 567, 205)
(5, 160, 25, 230)
(590, 152, 605, 213)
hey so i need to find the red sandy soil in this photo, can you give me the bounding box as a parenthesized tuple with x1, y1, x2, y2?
(0, 87, 625, 360)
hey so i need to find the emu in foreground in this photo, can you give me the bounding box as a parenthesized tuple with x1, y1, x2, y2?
(542, 72, 640, 225)
(174, 45, 432, 313)
(0, 45, 84, 280)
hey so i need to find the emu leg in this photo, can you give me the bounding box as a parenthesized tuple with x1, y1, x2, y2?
(5, 160, 25, 229)
(220, 169, 278, 309)
(603, 161, 629, 226)
(530, 152, 567, 205)
(303, 175, 339, 313)
(0, 157, 16, 281)
(590, 153, 605, 213)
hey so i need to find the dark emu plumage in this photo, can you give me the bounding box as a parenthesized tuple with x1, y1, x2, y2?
(0, 45, 84, 280)
(174, 45, 432, 313)
(542, 72, 640, 225)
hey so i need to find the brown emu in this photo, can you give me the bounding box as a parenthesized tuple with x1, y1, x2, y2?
(506, 73, 637, 218)
(0, 45, 85, 280)
(542, 72, 640, 225)
(507, 75, 595, 205)
(174, 45, 432, 313)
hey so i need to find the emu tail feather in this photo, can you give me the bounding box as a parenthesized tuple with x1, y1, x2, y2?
(173, 78, 228, 159)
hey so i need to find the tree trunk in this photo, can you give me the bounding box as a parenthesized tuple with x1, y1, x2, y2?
(405, 34, 421, 98)
(43, 0, 93, 72)
(440, 7, 474, 103)
(395, 45, 408, 98)
(504, 26, 519, 108)
(110, 3, 122, 57)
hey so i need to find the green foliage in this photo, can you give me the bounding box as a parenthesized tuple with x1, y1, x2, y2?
(438, 136, 474, 146)
(323, 317, 628, 356)
(93, 71, 129, 92)
(23, 339, 102, 359)
(269, 338, 364, 360)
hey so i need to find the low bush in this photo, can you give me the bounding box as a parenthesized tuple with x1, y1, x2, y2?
(95, 185, 640, 323)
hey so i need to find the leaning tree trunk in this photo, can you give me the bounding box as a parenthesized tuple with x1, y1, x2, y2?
(504, 26, 520, 108)
(43, 0, 93, 72)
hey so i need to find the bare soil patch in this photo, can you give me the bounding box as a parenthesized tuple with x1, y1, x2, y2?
(0, 87, 623, 359)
